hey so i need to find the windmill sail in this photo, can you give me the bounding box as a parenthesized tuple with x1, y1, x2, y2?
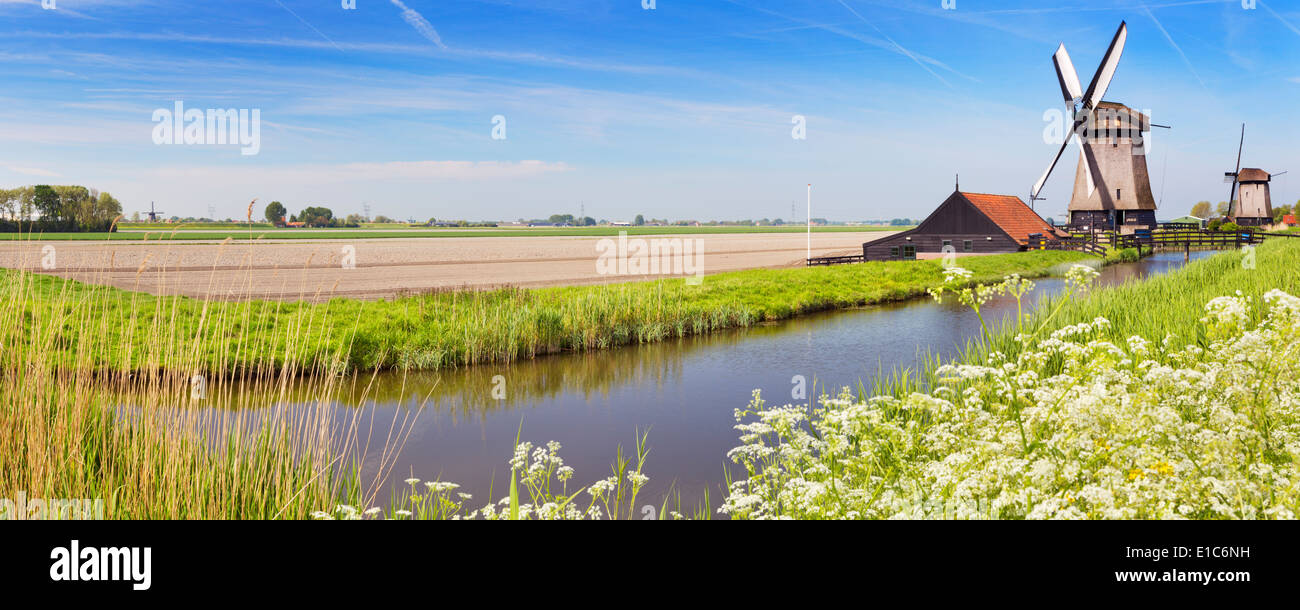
(1081, 22, 1127, 110)
(1227, 124, 1244, 217)
(1032, 21, 1127, 201)
(1053, 44, 1083, 105)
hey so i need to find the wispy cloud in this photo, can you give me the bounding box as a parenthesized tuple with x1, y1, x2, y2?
(5, 165, 60, 177)
(723, 0, 972, 87)
(147, 160, 572, 183)
(390, 0, 448, 50)
(0, 30, 705, 77)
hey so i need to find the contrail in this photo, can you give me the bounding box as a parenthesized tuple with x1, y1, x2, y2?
(834, 0, 953, 88)
(1261, 1, 1300, 37)
(390, 0, 448, 50)
(1143, 5, 1205, 88)
(272, 0, 345, 52)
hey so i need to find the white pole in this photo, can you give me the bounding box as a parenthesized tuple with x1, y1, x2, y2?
(806, 184, 811, 261)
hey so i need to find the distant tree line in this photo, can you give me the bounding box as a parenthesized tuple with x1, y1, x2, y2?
(1190, 199, 1297, 224)
(263, 202, 500, 228)
(263, 201, 359, 228)
(0, 185, 123, 232)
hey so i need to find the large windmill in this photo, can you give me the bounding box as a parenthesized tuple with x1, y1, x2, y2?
(1224, 124, 1286, 227)
(1031, 22, 1159, 232)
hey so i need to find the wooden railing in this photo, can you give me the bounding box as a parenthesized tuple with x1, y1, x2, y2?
(1115, 230, 1262, 250)
(1039, 237, 1107, 256)
(809, 229, 1281, 267)
(806, 254, 866, 266)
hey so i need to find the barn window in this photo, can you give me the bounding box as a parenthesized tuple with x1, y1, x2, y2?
(903, 245, 916, 260)
(941, 239, 952, 250)
(890, 246, 899, 259)
(963, 240, 972, 252)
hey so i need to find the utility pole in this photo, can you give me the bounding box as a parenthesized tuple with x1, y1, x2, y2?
(806, 184, 812, 261)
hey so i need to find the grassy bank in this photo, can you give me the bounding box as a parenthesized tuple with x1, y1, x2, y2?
(724, 239, 1300, 519)
(0, 267, 411, 519)
(6, 249, 1093, 374)
(0, 247, 1094, 519)
(4, 225, 905, 241)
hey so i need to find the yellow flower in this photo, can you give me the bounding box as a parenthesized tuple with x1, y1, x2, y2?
(1153, 462, 1174, 476)
(1127, 468, 1146, 481)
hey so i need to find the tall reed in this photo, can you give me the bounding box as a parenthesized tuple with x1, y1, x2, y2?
(0, 236, 413, 519)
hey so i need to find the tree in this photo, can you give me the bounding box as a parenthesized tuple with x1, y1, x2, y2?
(0, 189, 14, 220)
(53, 185, 91, 225)
(95, 192, 122, 227)
(1190, 201, 1211, 218)
(1215, 201, 1232, 217)
(264, 201, 287, 224)
(581, 216, 596, 226)
(32, 185, 60, 222)
(1274, 204, 1294, 224)
(634, 214, 645, 226)
(293, 206, 334, 227)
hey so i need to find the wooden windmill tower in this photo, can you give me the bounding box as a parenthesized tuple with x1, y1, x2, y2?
(1030, 22, 1161, 232)
(1224, 124, 1286, 227)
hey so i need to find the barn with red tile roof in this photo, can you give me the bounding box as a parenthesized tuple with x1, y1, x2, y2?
(863, 191, 1066, 261)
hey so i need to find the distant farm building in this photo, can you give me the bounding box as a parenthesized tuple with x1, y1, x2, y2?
(864, 191, 1064, 261)
(1165, 215, 1207, 229)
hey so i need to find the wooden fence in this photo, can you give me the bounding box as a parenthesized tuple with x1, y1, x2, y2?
(806, 254, 866, 266)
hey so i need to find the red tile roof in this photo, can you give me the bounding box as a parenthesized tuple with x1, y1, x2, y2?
(960, 192, 1063, 244)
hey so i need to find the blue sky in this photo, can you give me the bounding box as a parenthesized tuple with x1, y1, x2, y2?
(1, 0, 1298, 222)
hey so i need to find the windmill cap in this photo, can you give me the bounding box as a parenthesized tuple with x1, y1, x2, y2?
(1085, 101, 1151, 130)
(1237, 168, 1270, 182)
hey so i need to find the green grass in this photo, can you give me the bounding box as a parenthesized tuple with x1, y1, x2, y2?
(875, 237, 1300, 398)
(1102, 246, 1143, 264)
(1020, 238, 1300, 350)
(723, 238, 1300, 520)
(3, 225, 907, 241)
(0, 262, 402, 519)
(5, 249, 1092, 375)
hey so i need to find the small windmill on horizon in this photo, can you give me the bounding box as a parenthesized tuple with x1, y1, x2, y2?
(146, 201, 164, 222)
(1223, 124, 1287, 227)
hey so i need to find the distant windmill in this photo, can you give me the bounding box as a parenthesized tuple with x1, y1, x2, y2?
(1224, 124, 1286, 227)
(147, 201, 164, 222)
(1031, 21, 1164, 232)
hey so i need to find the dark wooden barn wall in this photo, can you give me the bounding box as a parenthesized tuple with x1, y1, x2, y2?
(1069, 209, 1157, 230)
(864, 233, 1022, 260)
(861, 193, 1023, 260)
